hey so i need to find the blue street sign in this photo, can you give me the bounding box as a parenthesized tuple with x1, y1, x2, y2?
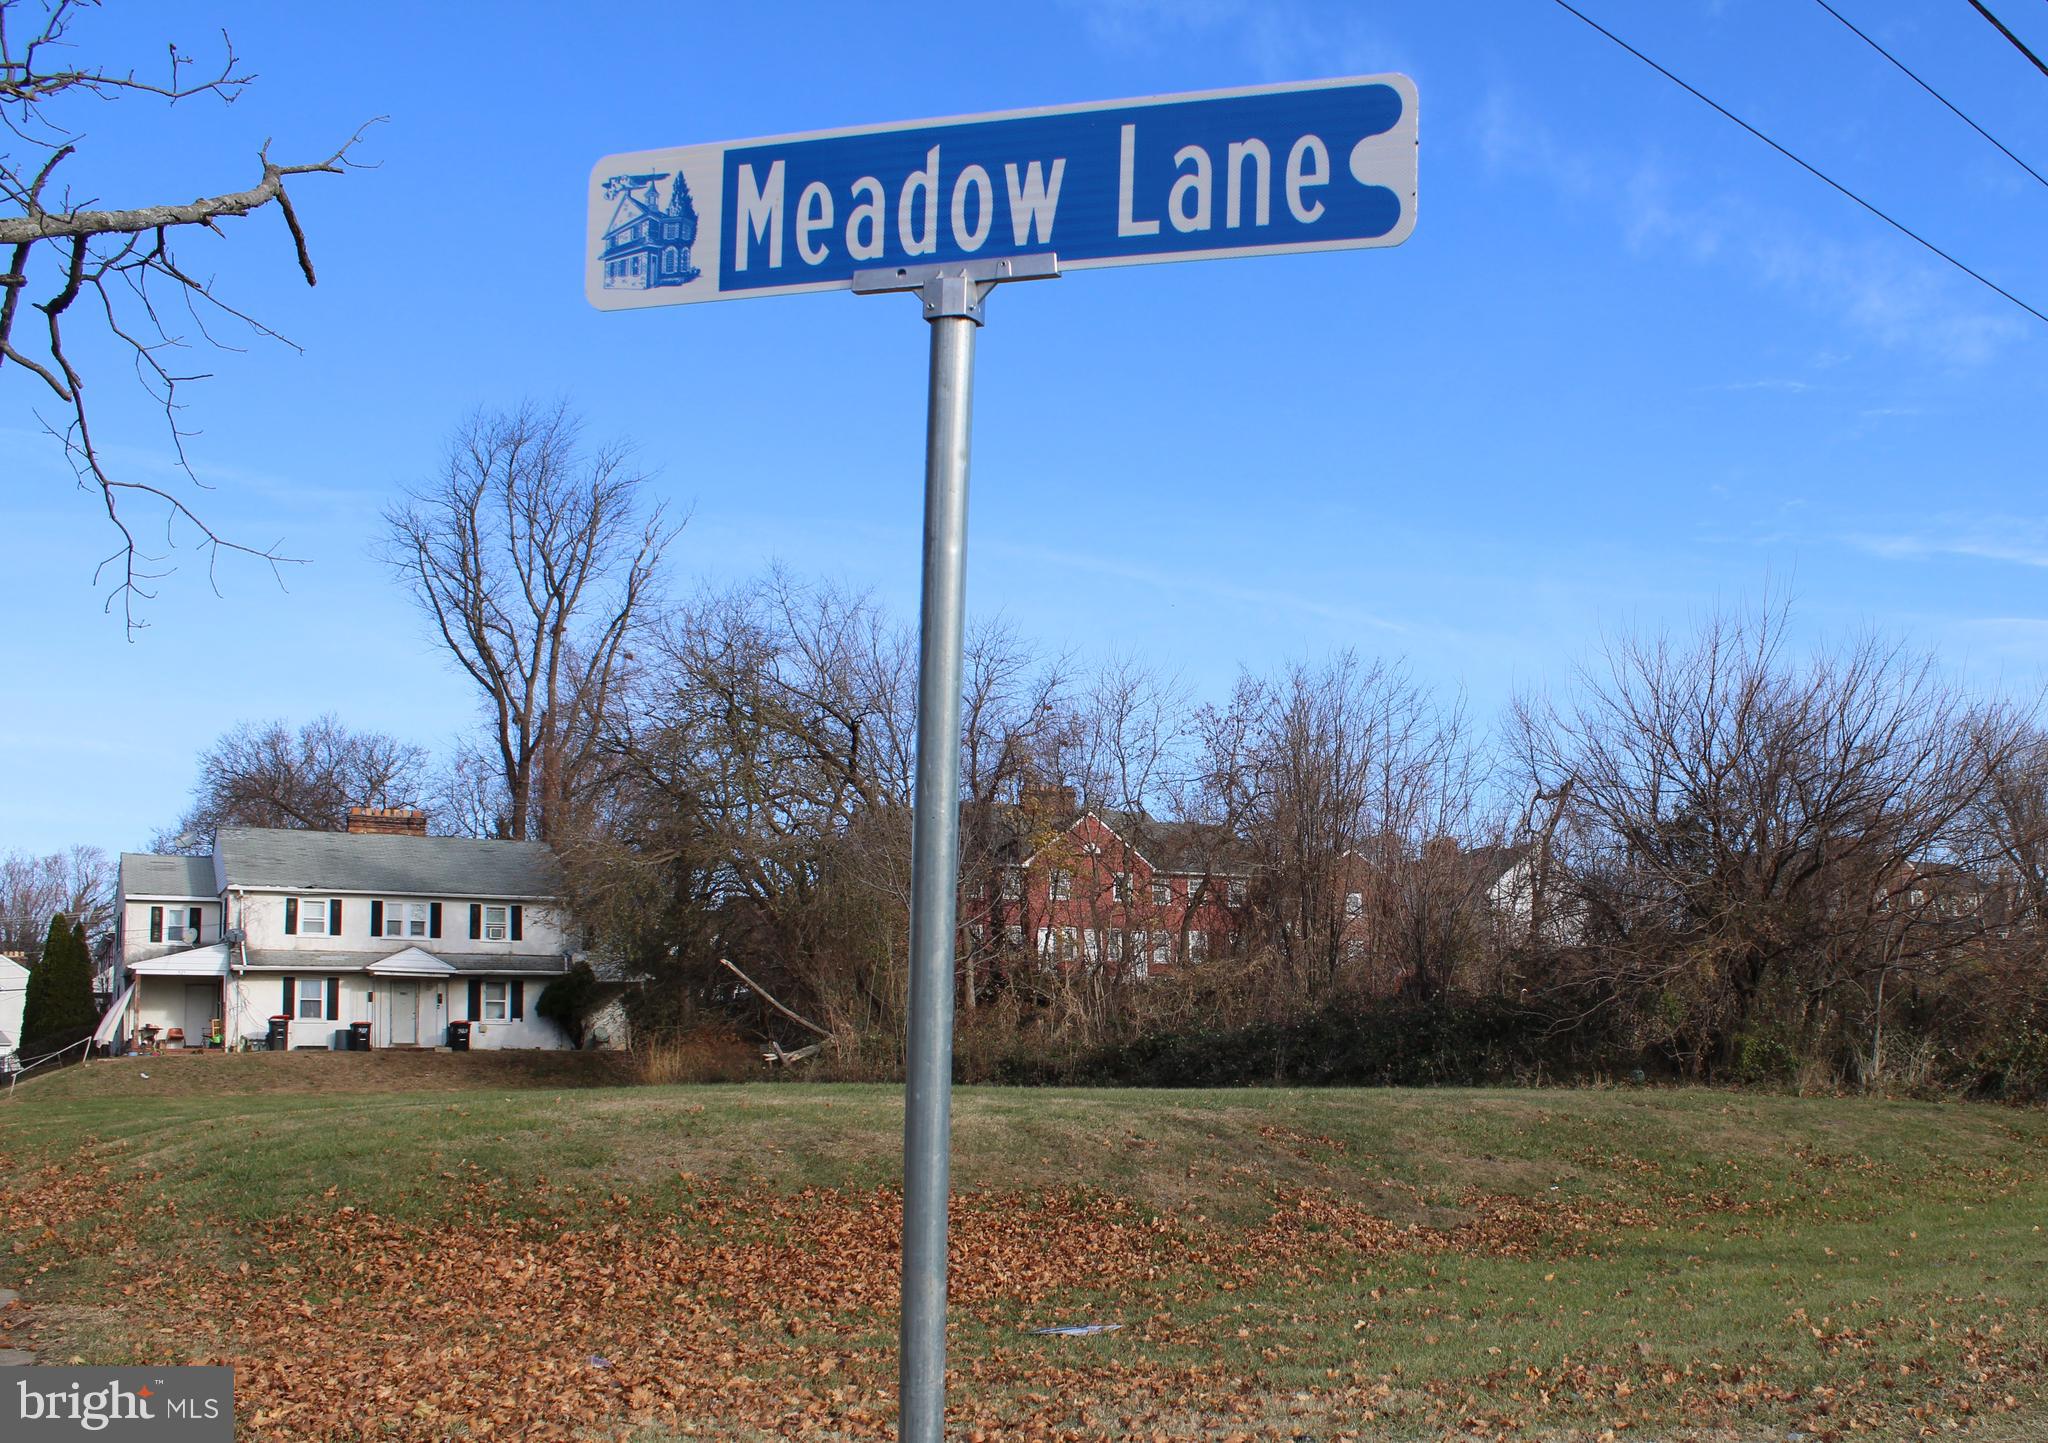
(587, 75, 1417, 309)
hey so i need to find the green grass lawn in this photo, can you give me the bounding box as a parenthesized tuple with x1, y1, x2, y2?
(3, 1057, 2044, 1441)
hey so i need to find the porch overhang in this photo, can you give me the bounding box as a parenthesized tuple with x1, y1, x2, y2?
(130, 945, 232, 978)
(366, 947, 458, 978)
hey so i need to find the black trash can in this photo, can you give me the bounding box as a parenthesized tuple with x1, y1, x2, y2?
(266, 1016, 290, 1052)
(447, 1020, 471, 1052)
(348, 1021, 373, 1052)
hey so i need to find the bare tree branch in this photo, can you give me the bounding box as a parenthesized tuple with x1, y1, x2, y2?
(1, 0, 379, 631)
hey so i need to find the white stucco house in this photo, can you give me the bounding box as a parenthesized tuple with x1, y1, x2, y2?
(0, 954, 29, 1062)
(99, 808, 588, 1053)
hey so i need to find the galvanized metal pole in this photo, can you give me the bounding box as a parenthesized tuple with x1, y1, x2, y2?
(899, 296, 975, 1443)
(849, 254, 1058, 1443)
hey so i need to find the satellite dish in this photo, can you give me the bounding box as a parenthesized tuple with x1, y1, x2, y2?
(223, 927, 247, 945)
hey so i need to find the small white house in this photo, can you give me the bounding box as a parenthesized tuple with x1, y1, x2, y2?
(102, 809, 587, 1053)
(0, 954, 29, 1062)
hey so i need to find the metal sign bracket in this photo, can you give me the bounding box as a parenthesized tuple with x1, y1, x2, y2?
(851, 252, 1061, 324)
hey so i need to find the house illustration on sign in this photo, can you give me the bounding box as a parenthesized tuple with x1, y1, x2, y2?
(600, 171, 700, 290)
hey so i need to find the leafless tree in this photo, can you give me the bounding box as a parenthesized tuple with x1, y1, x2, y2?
(1, 0, 375, 625)
(0, 843, 111, 956)
(157, 714, 429, 847)
(1969, 714, 2048, 924)
(1509, 604, 2026, 1075)
(383, 402, 677, 844)
(1191, 653, 1480, 1003)
(955, 621, 1076, 1009)
(597, 573, 916, 1044)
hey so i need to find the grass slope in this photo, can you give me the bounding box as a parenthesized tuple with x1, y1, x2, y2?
(2, 1060, 2044, 1441)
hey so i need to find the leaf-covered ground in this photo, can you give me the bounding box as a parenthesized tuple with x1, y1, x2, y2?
(2, 1062, 2045, 1440)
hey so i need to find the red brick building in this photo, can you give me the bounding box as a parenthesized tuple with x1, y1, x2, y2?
(960, 789, 1252, 982)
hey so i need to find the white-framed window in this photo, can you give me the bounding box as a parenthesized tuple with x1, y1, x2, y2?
(484, 905, 509, 941)
(300, 898, 331, 936)
(1344, 891, 1363, 919)
(1108, 930, 1126, 962)
(1058, 926, 1079, 958)
(298, 977, 327, 1021)
(1003, 924, 1024, 948)
(1152, 933, 1173, 967)
(383, 901, 430, 939)
(1151, 880, 1173, 907)
(1112, 872, 1131, 903)
(1187, 930, 1207, 962)
(1227, 878, 1247, 907)
(482, 981, 509, 1021)
(1048, 869, 1072, 903)
(1000, 870, 1024, 901)
(164, 910, 187, 943)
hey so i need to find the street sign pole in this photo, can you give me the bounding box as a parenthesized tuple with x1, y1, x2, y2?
(591, 71, 1415, 1443)
(851, 254, 1059, 1443)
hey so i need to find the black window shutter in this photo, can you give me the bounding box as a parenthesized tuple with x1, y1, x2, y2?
(469, 904, 482, 940)
(329, 899, 343, 936)
(511, 905, 524, 942)
(149, 906, 162, 943)
(284, 898, 298, 935)
(511, 980, 524, 1020)
(370, 900, 384, 937)
(327, 976, 340, 1021)
(281, 978, 295, 1018)
(189, 907, 202, 941)
(467, 978, 483, 1019)
(430, 902, 443, 938)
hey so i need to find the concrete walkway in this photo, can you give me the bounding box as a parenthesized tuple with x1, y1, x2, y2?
(0, 1286, 33, 1364)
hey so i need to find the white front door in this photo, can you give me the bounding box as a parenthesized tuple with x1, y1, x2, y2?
(183, 983, 216, 1047)
(388, 983, 419, 1046)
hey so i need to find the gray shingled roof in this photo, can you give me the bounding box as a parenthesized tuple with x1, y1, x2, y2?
(242, 949, 569, 975)
(215, 828, 561, 899)
(120, 852, 219, 898)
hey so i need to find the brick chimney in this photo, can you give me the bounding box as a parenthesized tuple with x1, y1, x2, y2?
(346, 805, 428, 837)
(1019, 781, 1078, 817)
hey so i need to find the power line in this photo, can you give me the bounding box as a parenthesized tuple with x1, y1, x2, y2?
(1815, 0, 2048, 189)
(1547, 0, 2048, 328)
(1963, 0, 2048, 79)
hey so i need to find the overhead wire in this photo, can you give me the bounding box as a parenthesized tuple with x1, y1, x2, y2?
(1813, 0, 2048, 190)
(1963, 0, 2048, 79)
(1547, 0, 2048, 328)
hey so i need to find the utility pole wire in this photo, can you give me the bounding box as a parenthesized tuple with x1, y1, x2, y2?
(1548, 0, 2048, 328)
(1964, 0, 2048, 78)
(1815, 0, 2048, 190)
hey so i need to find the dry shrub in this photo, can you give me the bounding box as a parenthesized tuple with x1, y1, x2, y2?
(633, 1026, 760, 1085)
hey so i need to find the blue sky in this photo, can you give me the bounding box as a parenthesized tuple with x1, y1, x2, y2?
(4, 0, 2045, 856)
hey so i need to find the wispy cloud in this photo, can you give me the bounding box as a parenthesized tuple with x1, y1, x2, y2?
(1950, 616, 2048, 661)
(1475, 87, 2026, 369)
(1060, 0, 1404, 82)
(1701, 378, 1817, 394)
(987, 539, 1412, 634)
(1845, 518, 2048, 569)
